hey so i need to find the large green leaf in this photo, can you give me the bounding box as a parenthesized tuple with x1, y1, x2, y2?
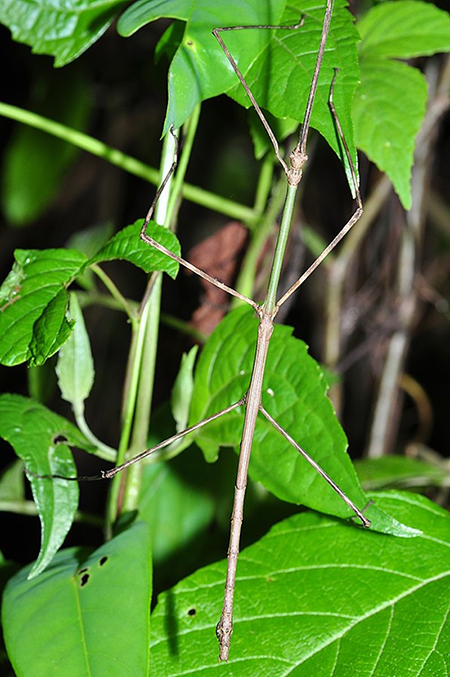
(0, 0, 128, 66)
(2, 522, 152, 677)
(0, 394, 93, 578)
(228, 0, 360, 180)
(358, 0, 450, 60)
(2, 69, 90, 226)
(149, 491, 449, 675)
(354, 1, 450, 209)
(118, 0, 284, 134)
(118, 0, 359, 179)
(0, 248, 87, 366)
(91, 220, 180, 278)
(189, 308, 416, 536)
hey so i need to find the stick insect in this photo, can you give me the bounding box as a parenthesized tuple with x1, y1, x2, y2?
(37, 0, 367, 662)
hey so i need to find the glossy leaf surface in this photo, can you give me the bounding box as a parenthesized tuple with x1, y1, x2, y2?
(91, 220, 180, 278)
(149, 492, 448, 675)
(0, 394, 93, 577)
(118, 0, 359, 180)
(0, 248, 87, 366)
(3, 522, 152, 676)
(56, 293, 94, 412)
(189, 308, 417, 536)
(0, 0, 128, 66)
(354, 1, 450, 209)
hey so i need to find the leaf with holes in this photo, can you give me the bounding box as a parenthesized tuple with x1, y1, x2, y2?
(149, 491, 447, 675)
(3, 522, 152, 677)
(0, 0, 129, 66)
(0, 394, 94, 578)
(189, 307, 417, 536)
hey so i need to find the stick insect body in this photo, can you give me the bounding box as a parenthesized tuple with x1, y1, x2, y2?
(139, 0, 367, 661)
(34, 0, 368, 662)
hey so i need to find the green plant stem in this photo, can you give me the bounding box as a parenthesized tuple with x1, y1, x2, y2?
(0, 500, 103, 526)
(107, 301, 149, 528)
(233, 171, 287, 304)
(253, 154, 275, 217)
(166, 104, 201, 227)
(0, 101, 256, 224)
(263, 183, 298, 313)
(73, 406, 117, 462)
(91, 264, 137, 324)
(108, 128, 180, 523)
(121, 293, 158, 512)
(122, 127, 184, 510)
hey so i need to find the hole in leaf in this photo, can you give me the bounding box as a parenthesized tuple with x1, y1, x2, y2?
(99, 556, 108, 566)
(187, 608, 196, 617)
(80, 573, 90, 587)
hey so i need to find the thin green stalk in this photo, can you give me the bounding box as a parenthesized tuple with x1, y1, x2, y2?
(73, 407, 117, 462)
(0, 101, 256, 224)
(107, 298, 150, 527)
(263, 183, 298, 313)
(233, 171, 287, 304)
(253, 154, 275, 217)
(166, 104, 201, 227)
(121, 129, 181, 510)
(91, 264, 137, 324)
(108, 126, 180, 523)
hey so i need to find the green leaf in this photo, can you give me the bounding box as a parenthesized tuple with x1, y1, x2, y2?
(0, 394, 93, 578)
(118, 0, 359, 183)
(29, 289, 74, 366)
(355, 455, 449, 491)
(0, 0, 128, 67)
(171, 345, 198, 433)
(228, 0, 360, 182)
(2, 69, 91, 226)
(56, 293, 94, 412)
(353, 57, 427, 210)
(249, 110, 298, 160)
(358, 0, 450, 60)
(3, 522, 152, 677)
(90, 220, 180, 278)
(0, 248, 87, 366)
(189, 307, 416, 536)
(354, 1, 450, 210)
(149, 492, 448, 675)
(0, 460, 26, 505)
